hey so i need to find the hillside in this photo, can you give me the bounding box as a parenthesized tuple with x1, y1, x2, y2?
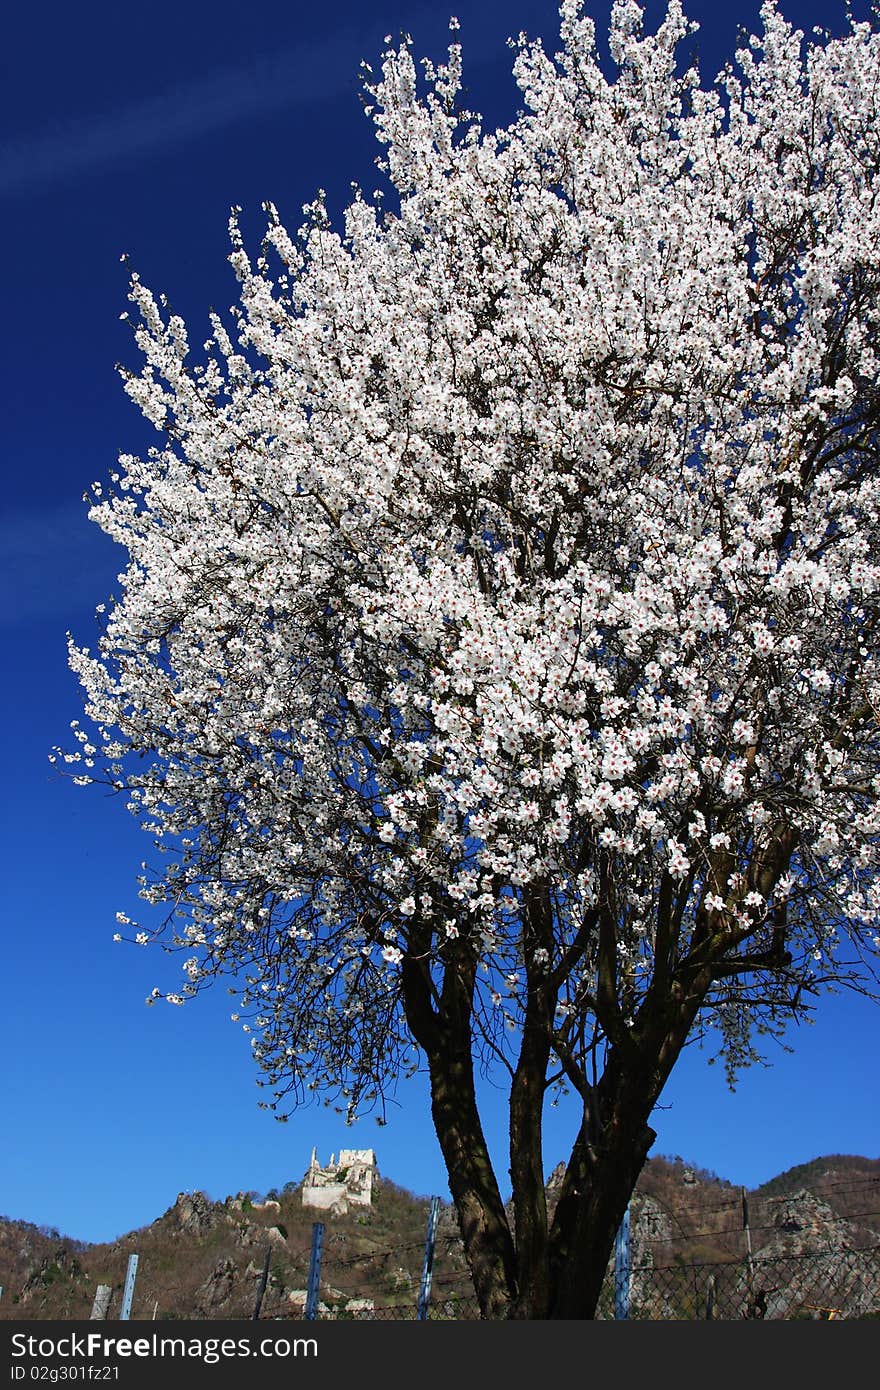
(2, 1154, 878, 1320)
(0, 1175, 468, 1321)
(624, 1153, 880, 1266)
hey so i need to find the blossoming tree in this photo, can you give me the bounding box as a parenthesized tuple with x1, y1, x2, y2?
(61, 0, 880, 1316)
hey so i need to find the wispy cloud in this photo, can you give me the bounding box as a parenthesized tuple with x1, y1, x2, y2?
(0, 7, 514, 201)
(0, 28, 370, 199)
(0, 499, 121, 629)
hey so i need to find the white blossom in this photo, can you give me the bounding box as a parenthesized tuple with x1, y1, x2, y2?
(60, 0, 880, 1125)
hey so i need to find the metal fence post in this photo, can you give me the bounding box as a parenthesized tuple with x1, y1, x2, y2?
(304, 1222, 324, 1321)
(90, 1285, 112, 1320)
(614, 1205, 631, 1320)
(741, 1188, 754, 1279)
(741, 1185, 760, 1317)
(417, 1197, 441, 1321)
(119, 1254, 139, 1321)
(252, 1247, 271, 1320)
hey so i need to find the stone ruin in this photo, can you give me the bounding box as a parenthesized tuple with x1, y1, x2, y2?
(301, 1148, 377, 1215)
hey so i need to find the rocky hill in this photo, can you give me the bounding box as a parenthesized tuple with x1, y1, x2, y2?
(0, 1175, 466, 1321)
(624, 1152, 880, 1266)
(1, 1154, 877, 1320)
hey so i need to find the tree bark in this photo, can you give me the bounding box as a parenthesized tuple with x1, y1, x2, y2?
(428, 1047, 517, 1318)
(401, 928, 517, 1318)
(547, 969, 712, 1317)
(547, 1070, 656, 1318)
(402, 865, 793, 1317)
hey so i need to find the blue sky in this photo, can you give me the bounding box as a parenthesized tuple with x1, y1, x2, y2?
(2, 0, 877, 1246)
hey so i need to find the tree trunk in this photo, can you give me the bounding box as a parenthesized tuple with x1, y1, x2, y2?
(407, 924, 717, 1317)
(547, 1104, 655, 1318)
(428, 1049, 517, 1318)
(401, 932, 517, 1318)
(547, 989, 710, 1317)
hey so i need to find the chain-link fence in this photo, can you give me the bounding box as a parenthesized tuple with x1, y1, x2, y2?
(306, 1226, 481, 1319)
(311, 1234, 880, 1319)
(249, 1169, 880, 1320)
(602, 1245, 880, 1320)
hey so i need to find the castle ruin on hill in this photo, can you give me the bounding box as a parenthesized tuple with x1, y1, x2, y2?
(301, 1148, 377, 1215)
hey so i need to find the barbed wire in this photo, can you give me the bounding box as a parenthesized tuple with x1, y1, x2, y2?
(318, 1245, 880, 1319)
(631, 1173, 880, 1222)
(322, 1239, 426, 1271)
(762, 1175, 880, 1200)
(637, 1207, 880, 1245)
(311, 1191, 880, 1270)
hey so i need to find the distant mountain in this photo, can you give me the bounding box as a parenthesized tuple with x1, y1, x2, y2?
(1, 1154, 877, 1320)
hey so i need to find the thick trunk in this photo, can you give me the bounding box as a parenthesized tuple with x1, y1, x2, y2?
(508, 883, 556, 1318)
(422, 995, 697, 1316)
(400, 929, 517, 1318)
(547, 975, 711, 1317)
(508, 1042, 551, 1317)
(548, 1101, 655, 1318)
(402, 904, 725, 1318)
(428, 1049, 517, 1318)
(428, 1036, 676, 1317)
